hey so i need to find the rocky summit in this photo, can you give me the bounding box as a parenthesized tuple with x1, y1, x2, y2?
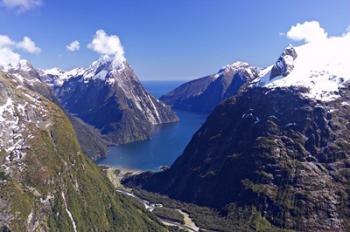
(43, 55, 178, 147)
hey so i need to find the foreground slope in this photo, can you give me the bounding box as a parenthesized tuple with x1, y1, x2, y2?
(43, 56, 178, 146)
(125, 35, 350, 231)
(160, 62, 258, 113)
(0, 71, 166, 231)
(0, 61, 110, 160)
(3, 60, 55, 102)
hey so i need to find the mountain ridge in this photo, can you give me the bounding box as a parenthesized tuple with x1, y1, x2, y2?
(160, 61, 259, 113)
(161, 32, 350, 114)
(124, 36, 350, 231)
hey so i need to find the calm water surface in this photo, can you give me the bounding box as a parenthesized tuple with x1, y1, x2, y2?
(97, 80, 207, 170)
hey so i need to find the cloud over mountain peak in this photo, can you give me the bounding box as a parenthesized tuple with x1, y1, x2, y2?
(88, 30, 126, 64)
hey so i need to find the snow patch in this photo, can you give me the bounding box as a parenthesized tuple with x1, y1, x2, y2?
(0, 97, 13, 122)
(0, 88, 49, 176)
(147, 94, 161, 124)
(43, 67, 85, 87)
(61, 192, 77, 232)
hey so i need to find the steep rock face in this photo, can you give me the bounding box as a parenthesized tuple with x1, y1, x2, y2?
(269, 45, 298, 78)
(43, 56, 178, 145)
(0, 71, 166, 231)
(160, 62, 258, 113)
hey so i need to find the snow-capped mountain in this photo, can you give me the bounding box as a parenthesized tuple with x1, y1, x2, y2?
(255, 34, 350, 101)
(160, 61, 259, 113)
(125, 35, 350, 231)
(161, 33, 350, 114)
(42, 55, 178, 145)
(43, 55, 127, 87)
(44, 67, 85, 87)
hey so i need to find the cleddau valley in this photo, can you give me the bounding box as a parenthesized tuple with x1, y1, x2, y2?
(0, 1, 350, 231)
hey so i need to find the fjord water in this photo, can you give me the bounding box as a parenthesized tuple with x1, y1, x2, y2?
(97, 81, 207, 170)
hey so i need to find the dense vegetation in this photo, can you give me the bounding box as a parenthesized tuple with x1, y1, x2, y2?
(152, 207, 184, 224)
(133, 188, 291, 232)
(125, 86, 350, 231)
(0, 73, 167, 231)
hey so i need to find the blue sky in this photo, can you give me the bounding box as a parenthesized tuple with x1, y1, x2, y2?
(0, 0, 349, 80)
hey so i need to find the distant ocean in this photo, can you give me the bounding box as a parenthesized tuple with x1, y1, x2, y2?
(97, 80, 207, 170)
(142, 80, 185, 98)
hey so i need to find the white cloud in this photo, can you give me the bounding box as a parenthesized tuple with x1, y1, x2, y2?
(0, 47, 21, 69)
(285, 21, 328, 43)
(17, 36, 41, 54)
(66, 40, 80, 52)
(1, 0, 42, 12)
(88, 30, 126, 63)
(0, 35, 15, 48)
(345, 25, 350, 35)
(0, 35, 42, 54)
(0, 34, 40, 70)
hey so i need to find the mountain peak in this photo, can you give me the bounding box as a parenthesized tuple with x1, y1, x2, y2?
(44, 67, 66, 76)
(270, 45, 298, 79)
(255, 35, 350, 101)
(0, 58, 34, 73)
(218, 61, 250, 73)
(43, 67, 85, 87)
(42, 55, 129, 87)
(215, 61, 257, 79)
(90, 55, 126, 71)
(80, 55, 127, 82)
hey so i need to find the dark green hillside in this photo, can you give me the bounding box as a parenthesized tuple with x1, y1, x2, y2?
(0, 72, 167, 232)
(125, 86, 350, 231)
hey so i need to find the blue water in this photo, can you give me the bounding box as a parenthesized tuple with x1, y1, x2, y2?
(142, 80, 185, 98)
(97, 80, 207, 170)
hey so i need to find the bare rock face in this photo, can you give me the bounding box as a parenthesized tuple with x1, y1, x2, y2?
(270, 45, 298, 79)
(125, 85, 350, 231)
(160, 62, 259, 113)
(43, 56, 178, 146)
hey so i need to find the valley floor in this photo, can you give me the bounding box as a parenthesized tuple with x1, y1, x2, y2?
(100, 166, 200, 232)
(100, 165, 294, 232)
